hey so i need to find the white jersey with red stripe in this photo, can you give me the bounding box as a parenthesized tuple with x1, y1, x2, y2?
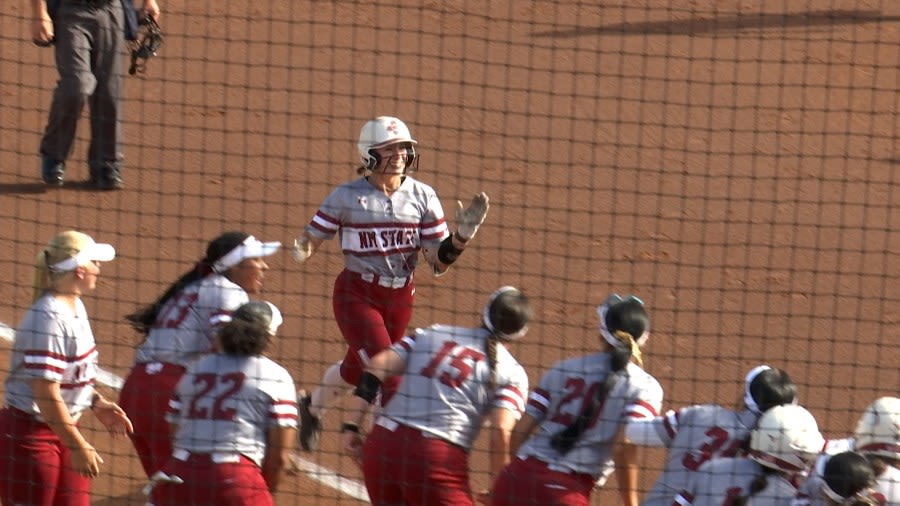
(134, 274, 249, 367)
(166, 354, 298, 467)
(305, 176, 449, 278)
(643, 405, 760, 505)
(516, 353, 663, 479)
(380, 324, 528, 449)
(674, 457, 782, 506)
(4, 293, 98, 421)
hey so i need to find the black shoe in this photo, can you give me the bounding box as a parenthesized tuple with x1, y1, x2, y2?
(41, 156, 65, 186)
(298, 390, 321, 452)
(89, 170, 124, 191)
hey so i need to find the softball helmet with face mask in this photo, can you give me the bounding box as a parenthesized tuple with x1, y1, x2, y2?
(357, 116, 418, 173)
(749, 404, 825, 473)
(853, 396, 900, 461)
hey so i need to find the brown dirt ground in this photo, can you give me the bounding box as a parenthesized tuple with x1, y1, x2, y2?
(0, 0, 897, 504)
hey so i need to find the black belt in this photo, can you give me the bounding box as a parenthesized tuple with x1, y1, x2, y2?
(66, 0, 114, 6)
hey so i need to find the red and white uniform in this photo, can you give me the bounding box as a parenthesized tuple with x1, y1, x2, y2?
(306, 176, 449, 397)
(674, 456, 799, 506)
(491, 353, 663, 506)
(361, 324, 528, 506)
(151, 353, 298, 506)
(119, 274, 250, 476)
(794, 439, 897, 506)
(0, 294, 100, 506)
(643, 405, 761, 505)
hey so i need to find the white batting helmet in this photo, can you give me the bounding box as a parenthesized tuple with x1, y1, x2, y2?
(749, 404, 825, 472)
(853, 396, 900, 460)
(357, 116, 418, 172)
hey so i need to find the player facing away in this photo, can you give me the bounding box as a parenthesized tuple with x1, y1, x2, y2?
(119, 231, 281, 477)
(150, 301, 299, 506)
(491, 294, 664, 506)
(798, 451, 882, 506)
(633, 364, 799, 505)
(794, 396, 900, 506)
(291, 116, 490, 452)
(0, 231, 133, 506)
(340, 286, 531, 506)
(672, 404, 825, 506)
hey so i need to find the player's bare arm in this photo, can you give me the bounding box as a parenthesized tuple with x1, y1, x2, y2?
(262, 425, 296, 492)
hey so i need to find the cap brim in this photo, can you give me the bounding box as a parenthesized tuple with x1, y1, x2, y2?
(87, 243, 116, 262)
(244, 240, 281, 259)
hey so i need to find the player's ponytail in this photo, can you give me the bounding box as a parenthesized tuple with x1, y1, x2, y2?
(550, 297, 649, 455)
(481, 286, 531, 394)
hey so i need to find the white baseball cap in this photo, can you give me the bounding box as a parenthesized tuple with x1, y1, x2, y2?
(46, 231, 116, 272)
(212, 235, 281, 273)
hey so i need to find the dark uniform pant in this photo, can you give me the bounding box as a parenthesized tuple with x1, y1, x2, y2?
(41, 0, 124, 178)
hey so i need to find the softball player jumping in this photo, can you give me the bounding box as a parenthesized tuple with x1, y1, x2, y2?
(339, 286, 531, 506)
(491, 294, 664, 506)
(119, 231, 280, 477)
(0, 231, 132, 506)
(672, 404, 825, 505)
(292, 116, 490, 452)
(150, 301, 298, 506)
(632, 364, 799, 505)
(794, 396, 900, 505)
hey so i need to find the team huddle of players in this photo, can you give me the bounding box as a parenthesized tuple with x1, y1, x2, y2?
(0, 117, 896, 506)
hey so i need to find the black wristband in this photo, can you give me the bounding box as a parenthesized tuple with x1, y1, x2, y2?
(353, 371, 382, 404)
(437, 235, 464, 265)
(341, 422, 360, 434)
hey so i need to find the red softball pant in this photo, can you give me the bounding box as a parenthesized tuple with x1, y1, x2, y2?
(491, 456, 595, 506)
(333, 269, 414, 403)
(151, 453, 273, 506)
(0, 407, 91, 506)
(119, 362, 186, 477)
(362, 422, 473, 506)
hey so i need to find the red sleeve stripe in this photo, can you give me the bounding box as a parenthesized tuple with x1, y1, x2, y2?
(662, 410, 678, 439)
(60, 380, 94, 389)
(24, 347, 97, 362)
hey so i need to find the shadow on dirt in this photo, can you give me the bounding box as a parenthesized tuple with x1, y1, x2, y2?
(533, 9, 900, 37)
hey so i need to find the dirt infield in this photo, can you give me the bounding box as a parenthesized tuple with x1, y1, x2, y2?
(0, 0, 897, 504)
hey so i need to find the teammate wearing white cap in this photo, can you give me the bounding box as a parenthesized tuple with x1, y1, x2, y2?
(119, 231, 281, 477)
(672, 404, 825, 505)
(632, 364, 799, 505)
(292, 116, 490, 452)
(340, 286, 530, 506)
(0, 231, 132, 506)
(150, 300, 298, 506)
(491, 294, 663, 506)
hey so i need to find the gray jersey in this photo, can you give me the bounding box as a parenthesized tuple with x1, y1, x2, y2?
(306, 176, 449, 278)
(517, 353, 664, 479)
(381, 324, 528, 449)
(4, 294, 98, 421)
(644, 405, 760, 505)
(674, 457, 762, 506)
(166, 354, 298, 467)
(873, 465, 900, 505)
(134, 274, 249, 367)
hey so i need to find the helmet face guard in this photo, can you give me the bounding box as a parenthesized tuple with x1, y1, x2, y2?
(358, 117, 419, 174)
(853, 396, 900, 460)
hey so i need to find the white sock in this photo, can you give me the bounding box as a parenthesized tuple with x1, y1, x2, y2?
(309, 361, 352, 418)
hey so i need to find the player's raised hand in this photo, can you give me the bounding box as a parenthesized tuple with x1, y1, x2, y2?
(456, 192, 490, 241)
(292, 236, 313, 264)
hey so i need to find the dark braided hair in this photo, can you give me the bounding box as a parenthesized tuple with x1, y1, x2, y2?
(550, 298, 649, 454)
(126, 231, 249, 335)
(482, 287, 532, 392)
